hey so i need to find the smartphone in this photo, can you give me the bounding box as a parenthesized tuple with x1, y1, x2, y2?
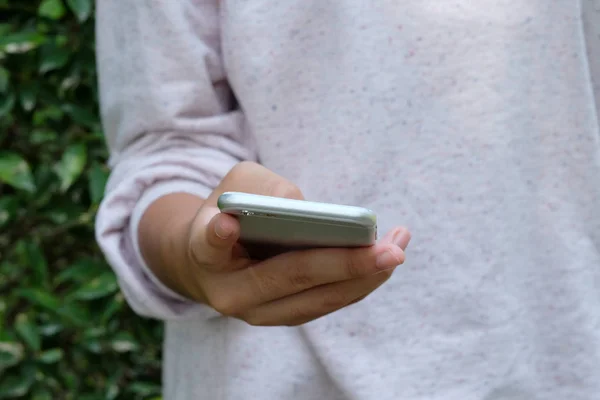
(217, 192, 377, 259)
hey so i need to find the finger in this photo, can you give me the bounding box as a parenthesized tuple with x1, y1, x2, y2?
(380, 226, 412, 250)
(240, 269, 395, 326)
(209, 235, 405, 313)
(206, 161, 304, 206)
(188, 206, 248, 272)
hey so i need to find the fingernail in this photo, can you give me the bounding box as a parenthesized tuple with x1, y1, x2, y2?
(215, 218, 233, 239)
(393, 229, 411, 250)
(376, 249, 402, 270)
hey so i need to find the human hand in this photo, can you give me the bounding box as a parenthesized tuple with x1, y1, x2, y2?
(171, 162, 411, 326)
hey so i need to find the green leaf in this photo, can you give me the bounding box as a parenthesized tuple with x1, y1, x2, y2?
(15, 314, 41, 352)
(83, 339, 102, 354)
(39, 44, 70, 74)
(30, 167, 56, 209)
(106, 384, 120, 400)
(100, 295, 124, 324)
(0, 2, 164, 394)
(56, 302, 90, 326)
(39, 323, 62, 337)
(110, 332, 139, 353)
(53, 143, 87, 192)
(0, 67, 9, 93)
(0, 196, 18, 228)
(62, 104, 98, 128)
(66, 0, 92, 23)
(36, 84, 59, 105)
(0, 263, 17, 290)
(16, 289, 61, 311)
(0, 301, 5, 334)
(30, 129, 58, 145)
(33, 106, 63, 126)
(83, 327, 106, 339)
(38, 0, 67, 20)
(0, 342, 24, 369)
(88, 163, 109, 204)
(31, 387, 53, 400)
(61, 370, 78, 390)
(0, 24, 11, 36)
(128, 382, 161, 397)
(0, 373, 34, 399)
(78, 395, 105, 400)
(0, 32, 45, 54)
(37, 348, 63, 364)
(19, 82, 39, 112)
(72, 272, 118, 301)
(0, 152, 36, 193)
(54, 258, 105, 285)
(60, 75, 80, 94)
(0, 92, 15, 118)
(14, 241, 49, 287)
(55, 34, 68, 47)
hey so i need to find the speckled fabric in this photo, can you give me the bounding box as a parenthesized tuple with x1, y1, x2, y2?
(95, 1, 600, 399)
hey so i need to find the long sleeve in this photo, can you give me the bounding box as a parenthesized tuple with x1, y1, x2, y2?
(583, 0, 600, 118)
(94, 0, 256, 320)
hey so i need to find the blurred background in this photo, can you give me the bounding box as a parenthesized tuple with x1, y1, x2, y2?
(1, 1, 163, 399)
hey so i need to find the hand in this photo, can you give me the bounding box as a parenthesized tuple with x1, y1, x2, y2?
(152, 162, 411, 326)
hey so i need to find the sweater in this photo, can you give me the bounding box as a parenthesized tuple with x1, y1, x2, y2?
(96, 1, 600, 399)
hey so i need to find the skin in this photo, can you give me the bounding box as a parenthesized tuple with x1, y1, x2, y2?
(138, 161, 411, 326)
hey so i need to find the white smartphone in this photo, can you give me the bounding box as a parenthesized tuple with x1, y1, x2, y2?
(217, 192, 377, 259)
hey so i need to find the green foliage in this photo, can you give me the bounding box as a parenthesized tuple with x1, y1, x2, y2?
(0, 1, 163, 398)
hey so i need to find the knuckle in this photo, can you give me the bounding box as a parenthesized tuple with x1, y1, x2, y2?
(226, 161, 304, 200)
(225, 163, 245, 182)
(287, 257, 314, 290)
(285, 185, 304, 200)
(248, 266, 282, 300)
(269, 181, 303, 200)
(288, 305, 312, 323)
(230, 161, 255, 177)
(344, 253, 364, 279)
(208, 292, 243, 316)
(225, 161, 259, 185)
(321, 286, 349, 310)
(242, 312, 268, 327)
(186, 241, 205, 267)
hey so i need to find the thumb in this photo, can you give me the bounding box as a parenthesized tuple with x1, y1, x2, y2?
(187, 205, 249, 272)
(191, 161, 304, 271)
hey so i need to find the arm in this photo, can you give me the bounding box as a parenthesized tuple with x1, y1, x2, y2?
(95, 0, 255, 320)
(96, 0, 411, 326)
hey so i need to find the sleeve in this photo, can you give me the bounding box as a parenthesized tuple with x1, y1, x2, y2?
(583, 0, 600, 113)
(94, 0, 256, 320)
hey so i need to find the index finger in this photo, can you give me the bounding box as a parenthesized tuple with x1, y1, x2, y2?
(205, 161, 304, 207)
(208, 240, 405, 314)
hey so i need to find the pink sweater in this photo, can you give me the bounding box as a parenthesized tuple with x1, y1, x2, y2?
(96, 1, 600, 399)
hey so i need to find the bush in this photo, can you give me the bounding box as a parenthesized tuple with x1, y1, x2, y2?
(0, 1, 163, 398)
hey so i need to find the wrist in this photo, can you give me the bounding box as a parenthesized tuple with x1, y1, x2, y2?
(138, 192, 204, 301)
